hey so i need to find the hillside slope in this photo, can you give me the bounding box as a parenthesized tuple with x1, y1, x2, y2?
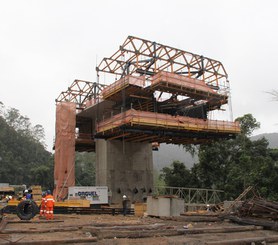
(0, 115, 53, 187)
(251, 133, 278, 148)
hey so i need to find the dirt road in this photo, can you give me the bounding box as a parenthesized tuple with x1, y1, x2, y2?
(0, 214, 278, 244)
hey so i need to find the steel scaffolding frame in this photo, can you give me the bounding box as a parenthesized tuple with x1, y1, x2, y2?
(97, 36, 228, 90)
(56, 80, 106, 109)
(55, 36, 240, 150)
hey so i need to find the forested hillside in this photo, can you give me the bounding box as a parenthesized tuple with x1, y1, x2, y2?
(0, 102, 95, 189)
(0, 104, 53, 189)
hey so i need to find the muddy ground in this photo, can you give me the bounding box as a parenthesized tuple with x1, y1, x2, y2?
(0, 213, 278, 244)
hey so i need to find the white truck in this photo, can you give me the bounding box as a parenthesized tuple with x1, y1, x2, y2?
(68, 186, 108, 205)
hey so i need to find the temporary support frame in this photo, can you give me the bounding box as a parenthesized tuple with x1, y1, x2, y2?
(97, 36, 228, 90)
(55, 36, 239, 150)
(56, 80, 106, 110)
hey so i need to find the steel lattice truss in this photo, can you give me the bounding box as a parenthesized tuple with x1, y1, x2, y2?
(97, 36, 228, 89)
(154, 186, 224, 204)
(56, 80, 106, 109)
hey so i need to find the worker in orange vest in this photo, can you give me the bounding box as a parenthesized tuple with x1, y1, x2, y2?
(39, 192, 46, 217)
(45, 190, 55, 220)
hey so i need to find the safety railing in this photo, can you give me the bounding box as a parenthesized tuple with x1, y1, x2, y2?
(101, 75, 145, 99)
(96, 109, 241, 134)
(151, 71, 227, 98)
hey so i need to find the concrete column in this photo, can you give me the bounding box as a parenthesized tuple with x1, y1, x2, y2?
(96, 139, 153, 204)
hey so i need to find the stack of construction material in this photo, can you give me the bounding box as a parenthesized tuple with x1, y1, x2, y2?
(31, 185, 42, 201)
(224, 194, 278, 230)
(237, 198, 278, 220)
(134, 203, 147, 217)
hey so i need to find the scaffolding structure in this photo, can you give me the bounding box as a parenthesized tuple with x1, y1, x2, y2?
(55, 36, 240, 149)
(97, 36, 228, 88)
(54, 36, 241, 201)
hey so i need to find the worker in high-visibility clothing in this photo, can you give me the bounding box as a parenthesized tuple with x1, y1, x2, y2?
(45, 190, 55, 220)
(39, 192, 46, 217)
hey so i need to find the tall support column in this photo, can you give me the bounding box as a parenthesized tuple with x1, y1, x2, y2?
(96, 139, 153, 204)
(53, 102, 76, 201)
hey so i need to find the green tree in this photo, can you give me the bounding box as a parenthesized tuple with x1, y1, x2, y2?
(4, 108, 32, 137)
(154, 169, 165, 187)
(192, 114, 278, 200)
(30, 156, 54, 189)
(31, 124, 46, 147)
(235, 113, 260, 136)
(160, 161, 193, 187)
(0, 102, 53, 189)
(75, 152, 95, 186)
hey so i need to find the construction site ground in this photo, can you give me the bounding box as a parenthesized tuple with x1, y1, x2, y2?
(1, 213, 278, 245)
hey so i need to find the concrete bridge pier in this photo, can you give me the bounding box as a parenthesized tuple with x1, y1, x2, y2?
(96, 139, 154, 204)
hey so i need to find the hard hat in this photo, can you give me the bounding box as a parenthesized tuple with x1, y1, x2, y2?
(8, 196, 12, 200)
(123, 195, 127, 199)
(24, 189, 28, 193)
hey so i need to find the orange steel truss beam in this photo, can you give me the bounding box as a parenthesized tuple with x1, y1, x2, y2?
(124, 134, 158, 142)
(56, 80, 106, 109)
(107, 132, 131, 140)
(97, 36, 228, 89)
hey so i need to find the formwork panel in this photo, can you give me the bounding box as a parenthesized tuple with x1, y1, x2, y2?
(96, 109, 240, 135)
(101, 75, 147, 101)
(151, 71, 227, 102)
(54, 102, 76, 201)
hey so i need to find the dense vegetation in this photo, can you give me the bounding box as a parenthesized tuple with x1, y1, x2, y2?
(160, 114, 278, 200)
(0, 102, 95, 190)
(75, 152, 95, 186)
(0, 103, 53, 189)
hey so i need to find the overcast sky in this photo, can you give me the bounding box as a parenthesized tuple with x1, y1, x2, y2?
(0, 0, 277, 151)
